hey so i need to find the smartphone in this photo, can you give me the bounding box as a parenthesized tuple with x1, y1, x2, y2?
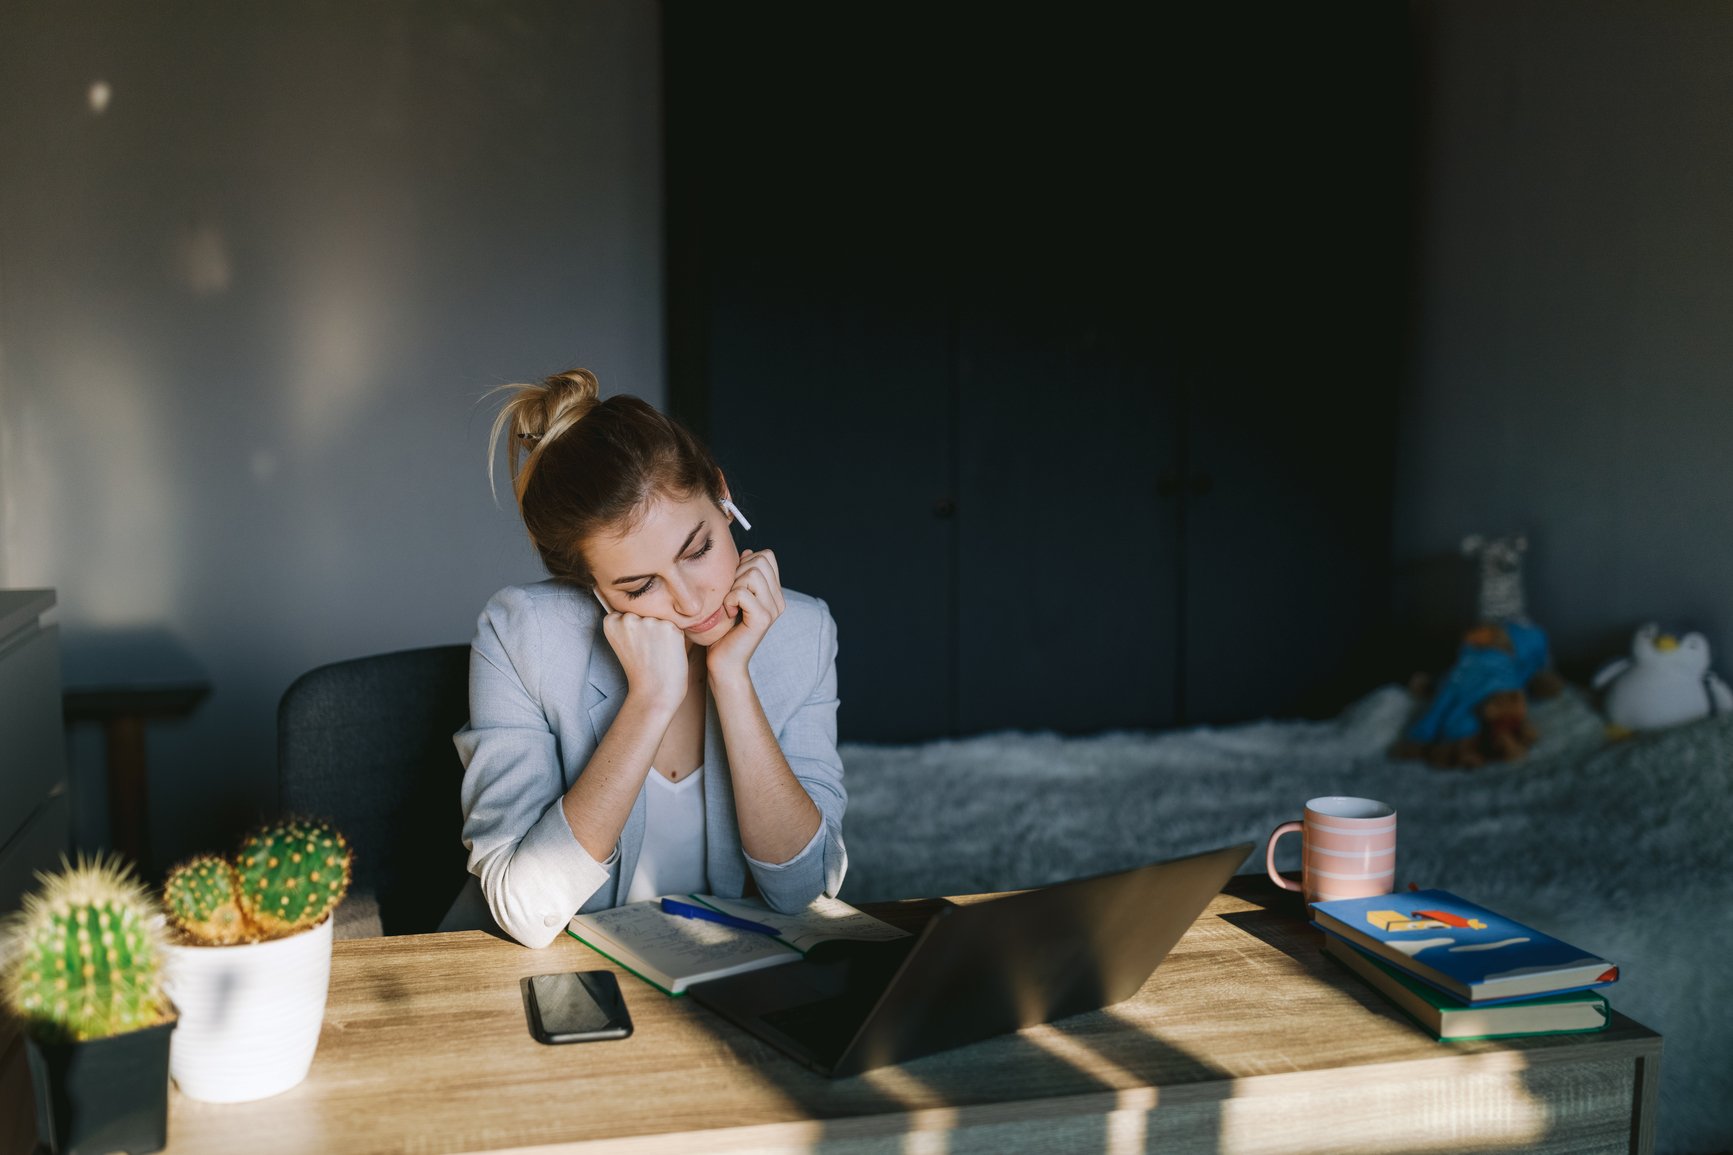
(524, 970, 633, 1044)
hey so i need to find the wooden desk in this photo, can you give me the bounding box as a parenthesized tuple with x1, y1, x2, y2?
(3, 880, 1660, 1154)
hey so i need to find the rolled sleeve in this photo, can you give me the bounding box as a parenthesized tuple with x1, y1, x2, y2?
(455, 590, 617, 947)
(747, 599, 849, 913)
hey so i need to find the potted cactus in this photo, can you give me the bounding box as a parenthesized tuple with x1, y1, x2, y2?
(158, 816, 351, 1103)
(2, 855, 176, 1155)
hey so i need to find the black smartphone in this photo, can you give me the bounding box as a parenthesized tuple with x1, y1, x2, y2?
(524, 970, 633, 1044)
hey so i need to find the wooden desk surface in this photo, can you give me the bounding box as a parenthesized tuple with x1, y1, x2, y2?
(5, 879, 1661, 1155)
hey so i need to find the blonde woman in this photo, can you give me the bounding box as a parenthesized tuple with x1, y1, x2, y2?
(440, 369, 846, 947)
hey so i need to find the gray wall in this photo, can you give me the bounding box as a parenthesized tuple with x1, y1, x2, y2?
(1399, 0, 1733, 676)
(0, 1, 662, 867)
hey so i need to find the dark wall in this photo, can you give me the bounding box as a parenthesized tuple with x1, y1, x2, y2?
(667, 6, 1413, 740)
(1397, 1, 1733, 680)
(0, 1, 663, 870)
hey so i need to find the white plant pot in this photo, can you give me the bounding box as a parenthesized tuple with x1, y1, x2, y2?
(160, 916, 333, 1102)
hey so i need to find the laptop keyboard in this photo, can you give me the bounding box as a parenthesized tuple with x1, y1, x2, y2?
(761, 992, 874, 1058)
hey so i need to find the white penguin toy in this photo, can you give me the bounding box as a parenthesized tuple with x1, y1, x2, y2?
(1593, 622, 1733, 731)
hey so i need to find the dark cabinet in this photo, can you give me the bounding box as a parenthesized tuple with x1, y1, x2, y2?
(0, 590, 71, 915)
(666, 7, 1409, 741)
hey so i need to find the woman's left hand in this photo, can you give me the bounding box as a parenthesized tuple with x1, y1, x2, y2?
(706, 548, 784, 678)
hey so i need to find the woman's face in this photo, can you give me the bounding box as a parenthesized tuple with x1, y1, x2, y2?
(586, 490, 740, 648)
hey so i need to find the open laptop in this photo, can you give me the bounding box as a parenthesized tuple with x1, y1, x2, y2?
(688, 841, 1253, 1077)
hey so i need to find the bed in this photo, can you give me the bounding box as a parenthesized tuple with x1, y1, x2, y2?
(837, 684, 1732, 1155)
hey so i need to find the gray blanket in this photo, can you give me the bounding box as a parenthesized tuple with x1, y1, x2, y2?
(839, 684, 1733, 1155)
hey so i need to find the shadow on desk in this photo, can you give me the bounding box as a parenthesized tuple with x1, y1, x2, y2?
(674, 893, 1234, 1153)
(411, 887, 1232, 1147)
(1215, 872, 1316, 962)
(689, 1015, 1232, 1153)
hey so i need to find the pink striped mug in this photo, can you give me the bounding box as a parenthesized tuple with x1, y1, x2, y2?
(1265, 796, 1396, 904)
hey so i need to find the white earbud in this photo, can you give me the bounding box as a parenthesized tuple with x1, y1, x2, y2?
(719, 496, 752, 531)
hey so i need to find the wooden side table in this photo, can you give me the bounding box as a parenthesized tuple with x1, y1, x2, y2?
(63, 683, 209, 872)
(59, 628, 210, 875)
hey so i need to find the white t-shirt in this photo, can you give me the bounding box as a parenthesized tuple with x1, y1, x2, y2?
(623, 765, 709, 904)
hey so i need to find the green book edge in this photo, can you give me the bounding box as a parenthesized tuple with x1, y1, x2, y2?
(565, 927, 682, 997)
(565, 894, 812, 996)
(1323, 935, 1610, 1043)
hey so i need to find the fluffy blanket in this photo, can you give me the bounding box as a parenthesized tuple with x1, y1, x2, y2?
(838, 685, 1733, 1155)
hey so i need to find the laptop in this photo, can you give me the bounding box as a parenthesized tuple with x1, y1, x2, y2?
(688, 841, 1253, 1077)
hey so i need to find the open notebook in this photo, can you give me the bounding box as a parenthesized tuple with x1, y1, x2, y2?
(567, 894, 911, 996)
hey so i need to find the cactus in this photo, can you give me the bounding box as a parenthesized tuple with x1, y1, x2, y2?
(161, 854, 249, 945)
(2, 855, 170, 1043)
(234, 818, 352, 939)
(157, 817, 353, 946)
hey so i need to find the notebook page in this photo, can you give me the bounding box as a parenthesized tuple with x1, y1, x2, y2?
(575, 900, 797, 984)
(692, 894, 911, 954)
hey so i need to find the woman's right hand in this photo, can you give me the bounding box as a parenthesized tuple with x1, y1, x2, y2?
(599, 608, 690, 714)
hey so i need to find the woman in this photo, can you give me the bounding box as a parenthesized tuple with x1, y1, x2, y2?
(440, 369, 847, 947)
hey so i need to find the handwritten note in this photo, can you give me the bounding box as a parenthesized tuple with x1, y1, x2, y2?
(579, 900, 795, 980)
(571, 893, 915, 994)
(693, 895, 911, 955)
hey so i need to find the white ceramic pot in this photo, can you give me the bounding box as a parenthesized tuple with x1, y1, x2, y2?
(160, 916, 333, 1102)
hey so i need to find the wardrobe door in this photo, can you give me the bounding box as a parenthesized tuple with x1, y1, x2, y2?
(952, 26, 1182, 733)
(667, 6, 958, 742)
(1173, 9, 1409, 723)
(667, 5, 1407, 736)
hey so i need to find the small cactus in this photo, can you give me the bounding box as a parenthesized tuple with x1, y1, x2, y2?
(234, 818, 352, 939)
(2, 855, 171, 1042)
(161, 855, 248, 945)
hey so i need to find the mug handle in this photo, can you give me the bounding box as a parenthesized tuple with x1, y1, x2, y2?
(1266, 821, 1303, 892)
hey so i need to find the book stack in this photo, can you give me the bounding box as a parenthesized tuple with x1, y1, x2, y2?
(1310, 889, 1619, 1042)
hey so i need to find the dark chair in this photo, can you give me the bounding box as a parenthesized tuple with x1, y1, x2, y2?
(277, 645, 471, 936)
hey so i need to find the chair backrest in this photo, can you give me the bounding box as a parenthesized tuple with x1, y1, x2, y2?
(278, 644, 471, 935)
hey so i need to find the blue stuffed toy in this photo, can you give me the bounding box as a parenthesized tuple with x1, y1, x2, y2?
(1404, 621, 1551, 756)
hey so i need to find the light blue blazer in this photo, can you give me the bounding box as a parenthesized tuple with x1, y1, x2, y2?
(444, 580, 848, 948)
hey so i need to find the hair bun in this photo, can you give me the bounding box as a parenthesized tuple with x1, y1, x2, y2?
(520, 369, 600, 444)
(487, 367, 603, 503)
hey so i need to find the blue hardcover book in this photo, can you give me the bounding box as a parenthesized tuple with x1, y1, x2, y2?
(1310, 889, 1619, 1006)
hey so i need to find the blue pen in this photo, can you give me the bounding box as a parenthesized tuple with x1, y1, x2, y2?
(660, 897, 781, 937)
